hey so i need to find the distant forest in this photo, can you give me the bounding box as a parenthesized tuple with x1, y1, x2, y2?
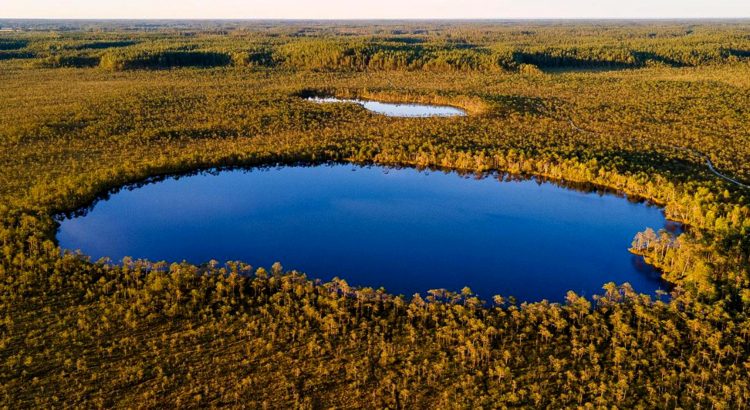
(1, 20, 750, 408)
(2, 20, 749, 71)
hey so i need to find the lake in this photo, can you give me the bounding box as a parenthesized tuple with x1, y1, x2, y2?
(306, 97, 467, 117)
(57, 164, 674, 302)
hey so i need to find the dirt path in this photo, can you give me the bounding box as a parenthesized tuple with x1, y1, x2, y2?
(542, 106, 749, 189)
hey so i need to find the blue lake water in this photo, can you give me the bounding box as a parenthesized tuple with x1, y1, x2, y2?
(307, 97, 467, 117)
(57, 164, 673, 302)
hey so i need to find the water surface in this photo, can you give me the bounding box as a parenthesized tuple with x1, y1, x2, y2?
(58, 165, 672, 302)
(307, 97, 466, 117)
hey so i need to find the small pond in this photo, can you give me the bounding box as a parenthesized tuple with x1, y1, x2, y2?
(57, 164, 676, 302)
(307, 97, 467, 117)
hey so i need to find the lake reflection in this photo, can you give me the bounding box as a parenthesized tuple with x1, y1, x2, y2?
(57, 164, 672, 302)
(307, 97, 467, 117)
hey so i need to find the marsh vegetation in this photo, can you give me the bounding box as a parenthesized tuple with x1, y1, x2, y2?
(1, 19, 750, 408)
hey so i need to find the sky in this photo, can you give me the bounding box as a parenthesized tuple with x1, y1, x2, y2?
(2, 0, 749, 19)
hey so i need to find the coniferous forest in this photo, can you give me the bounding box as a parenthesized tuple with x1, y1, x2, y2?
(1, 20, 750, 408)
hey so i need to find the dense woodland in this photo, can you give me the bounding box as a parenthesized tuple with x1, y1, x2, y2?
(1, 20, 750, 408)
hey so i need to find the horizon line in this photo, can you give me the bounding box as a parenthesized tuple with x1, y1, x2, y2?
(2, 17, 750, 21)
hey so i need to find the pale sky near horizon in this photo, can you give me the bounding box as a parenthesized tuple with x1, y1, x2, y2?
(2, 0, 749, 19)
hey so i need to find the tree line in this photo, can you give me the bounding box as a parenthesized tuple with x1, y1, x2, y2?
(2, 21, 749, 71)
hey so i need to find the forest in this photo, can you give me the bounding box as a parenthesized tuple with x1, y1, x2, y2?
(1, 20, 750, 408)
